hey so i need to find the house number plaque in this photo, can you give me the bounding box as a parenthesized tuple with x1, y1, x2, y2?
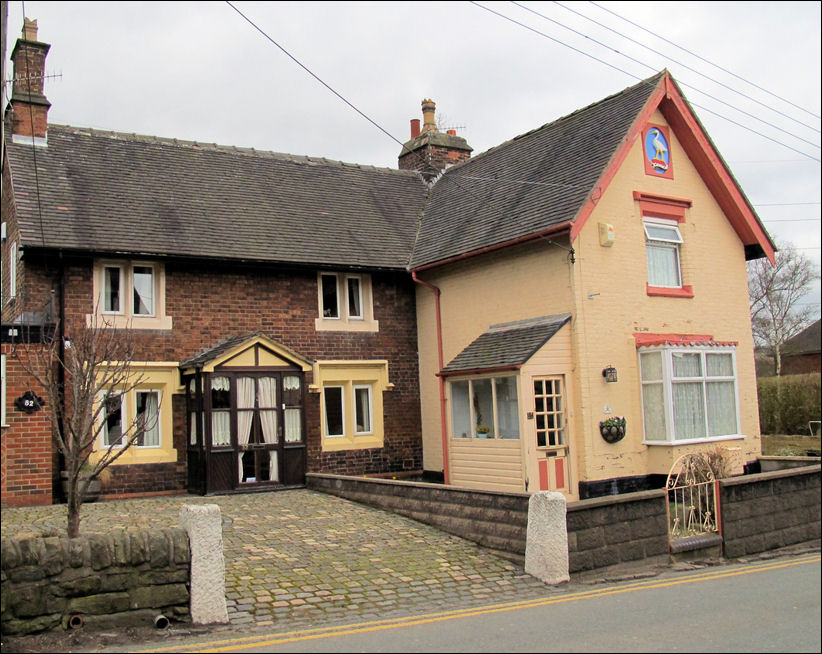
(14, 390, 45, 414)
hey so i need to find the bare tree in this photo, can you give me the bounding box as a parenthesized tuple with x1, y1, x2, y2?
(748, 241, 820, 377)
(11, 316, 154, 537)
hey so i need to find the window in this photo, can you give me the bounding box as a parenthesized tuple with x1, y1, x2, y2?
(354, 385, 372, 434)
(644, 218, 683, 288)
(91, 260, 171, 329)
(315, 272, 379, 332)
(323, 386, 345, 437)
(1, 354, 7, 426)
(640, 347, 740, 443)
(210, 376, 231, 447)
(135, 390, 161, 447)
(533, 378, 565, 448)
(450, 376, 520, 440)
(9, 241, 18, 299)
(102, 393, 124, 447)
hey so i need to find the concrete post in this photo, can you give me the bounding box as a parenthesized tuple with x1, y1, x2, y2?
(180, 504, 229, 624)
(524, 491, 570, 585)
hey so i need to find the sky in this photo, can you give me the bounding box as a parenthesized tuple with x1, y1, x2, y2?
(4, 1, 821, 314)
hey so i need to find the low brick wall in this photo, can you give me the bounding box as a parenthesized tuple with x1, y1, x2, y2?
(307, 473, 530, 556)
(307, 474, 669, 573)
(719, 465, 821, 558)
(1, 528, 190, 635)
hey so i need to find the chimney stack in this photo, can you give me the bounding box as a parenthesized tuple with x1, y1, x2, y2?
(8, 18, 51, 144)
(398, 98, 472, 183)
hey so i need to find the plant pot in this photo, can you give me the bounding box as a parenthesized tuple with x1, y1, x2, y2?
(60, 472, 102, 503)
(599, 424, 626, 444)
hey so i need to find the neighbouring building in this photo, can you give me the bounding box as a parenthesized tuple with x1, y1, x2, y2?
(2, 19, 775, 506)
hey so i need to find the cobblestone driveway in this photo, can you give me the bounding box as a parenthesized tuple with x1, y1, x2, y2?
(2, 489, 556, 632)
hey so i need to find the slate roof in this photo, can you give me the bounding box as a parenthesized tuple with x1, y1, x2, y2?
(179, 331, 313, 369)
(6, 125, 428, 270)
(409, 72, 665, 269)
(784, 320, 821, 356)
(441, 314, 572, 374)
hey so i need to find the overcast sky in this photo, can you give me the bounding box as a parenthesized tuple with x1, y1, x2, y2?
(5, 1, 821, 313)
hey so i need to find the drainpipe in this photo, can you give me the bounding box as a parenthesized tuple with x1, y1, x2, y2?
(411, 271, 450, 485)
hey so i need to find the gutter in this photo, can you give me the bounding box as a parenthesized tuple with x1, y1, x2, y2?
(411, 270, 450, 485)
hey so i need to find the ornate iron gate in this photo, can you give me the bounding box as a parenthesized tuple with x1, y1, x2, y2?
(666, 453, 722, 544)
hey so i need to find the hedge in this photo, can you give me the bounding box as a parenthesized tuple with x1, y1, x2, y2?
(757, 373, 822, 435)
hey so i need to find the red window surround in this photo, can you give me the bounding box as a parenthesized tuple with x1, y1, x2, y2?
(633, 191, 691, 222)
(646, 283, 694, 298)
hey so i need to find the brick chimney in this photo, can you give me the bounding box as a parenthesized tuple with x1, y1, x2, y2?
(8, 18, 51, 144)
(398, 98, 471, 183)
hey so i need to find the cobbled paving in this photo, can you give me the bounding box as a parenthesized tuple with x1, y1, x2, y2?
(2, 490, 558, 632)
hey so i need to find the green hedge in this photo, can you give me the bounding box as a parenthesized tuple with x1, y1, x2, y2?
(757, 373, 822, 435)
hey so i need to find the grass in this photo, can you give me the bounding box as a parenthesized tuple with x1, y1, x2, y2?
(760, 434, 821, 457)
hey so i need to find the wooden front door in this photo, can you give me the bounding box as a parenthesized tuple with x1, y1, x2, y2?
(533, 376, 570, 493)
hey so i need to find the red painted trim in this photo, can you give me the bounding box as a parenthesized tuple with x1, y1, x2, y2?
(633, 191, 690, 222)
(412, 271, 450, 485)
(554, 458, 565, 490)
(438, 365, 521, 378)
(633, 332, 739, 348)
(659, 75, 775, 264)
(538, 460, 549, 491)
(571, 84, 667, 242)
(412, 222, 573, 273)
(646, 284, 694, 298)
(642, 123, 675, 179)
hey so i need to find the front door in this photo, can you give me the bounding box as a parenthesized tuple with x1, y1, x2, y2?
(236, 373, 305, 488)
(532, 376, 570, 493)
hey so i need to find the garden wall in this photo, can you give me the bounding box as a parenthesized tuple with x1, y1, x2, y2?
(1, 528, 190, 635)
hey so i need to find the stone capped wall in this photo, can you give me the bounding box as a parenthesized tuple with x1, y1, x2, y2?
(1, 528, 190, 635)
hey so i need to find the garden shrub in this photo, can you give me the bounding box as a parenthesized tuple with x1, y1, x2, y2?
(757, 373, 822, 435)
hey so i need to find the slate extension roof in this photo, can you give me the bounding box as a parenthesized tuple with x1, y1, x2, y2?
(409, 73, 665, 270)
(441, 314, 572, 375)
(5, 125, 428, 270)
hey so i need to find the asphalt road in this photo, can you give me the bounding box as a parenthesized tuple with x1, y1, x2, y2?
(160, 554, 821, 653)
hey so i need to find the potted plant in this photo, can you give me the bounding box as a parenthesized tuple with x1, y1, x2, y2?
(599, 416, 626, 444)
(476, 425, 491, 438)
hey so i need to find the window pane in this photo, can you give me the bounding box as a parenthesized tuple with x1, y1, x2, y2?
(324, 386, 344, 436)
(212, 412, 231, 446)
(646, 243, 680, 287)
(645, 223, 683, 243)
(707, 381, 737, 436)
(354, 386, 372, 433)
(104, 267, 121, 312)
(347, 277, 362, 319)
(103, 394, 123, 446)
(133, 266, 154, 315)
(211, 376, 230, 408)
(640, 352, 663, 381)
(283, 375, 301, 405)
(136, 391, 160, 447)
(472, 379, 494, 438)
(706, 353, 734, 377)
(673, 352, 702, 378)
(642, 383, 666, 440)
(495, 377, 519, 439)
(451, 381, 471, 438)
(285, 408, 302, 442)
(321, 275, 339, 318)
(258, 377, 277, 408)
(673, 382, 706, 440)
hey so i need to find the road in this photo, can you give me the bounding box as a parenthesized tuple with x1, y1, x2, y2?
(143, 554, 821, 653)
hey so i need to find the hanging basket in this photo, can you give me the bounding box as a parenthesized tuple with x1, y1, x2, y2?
(599, 418, 626, 444)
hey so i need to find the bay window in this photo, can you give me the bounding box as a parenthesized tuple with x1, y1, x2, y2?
(640, 347, 740, 443)
(450, 376, 520, 440)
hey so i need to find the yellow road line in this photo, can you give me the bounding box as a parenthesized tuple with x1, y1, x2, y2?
(143, 555, 820, 653)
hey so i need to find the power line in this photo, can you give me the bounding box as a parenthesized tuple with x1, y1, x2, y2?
(589, 0, 821, 121)
(470, 2, 820, 163)
(514, 1, 820, 150)
(549, 0, 820, 136)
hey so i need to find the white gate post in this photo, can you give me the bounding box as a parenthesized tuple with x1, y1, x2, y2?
(180, 504, 229, 624)
(524, 491, 570, 585)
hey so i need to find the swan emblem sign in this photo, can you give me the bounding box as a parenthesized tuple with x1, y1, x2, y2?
(645, 127, 670, 174)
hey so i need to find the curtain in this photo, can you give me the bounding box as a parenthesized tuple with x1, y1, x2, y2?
(673, 382, 706, 439)
(140, 392, 160, 447)
(642, 383, 666, 440)
(285, 409, 302, 443)
(646, 243, 679, 287)
(237, 377, 255, 481)
(259, 377, 278, 445)
(707, 381, 737, 436)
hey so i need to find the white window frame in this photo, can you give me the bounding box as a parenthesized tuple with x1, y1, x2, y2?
(639, 345, 742, 445)
(91, 260, 171, 329)
(346, 275, 364, 320)
(101, 392, 126, 448)
(315, 272, 379, 332)
(353, 384, 373, 435)
(131, 264, 156, 317)
(1, 354, 7, 427)
(103, 264, 124, 314)
(449, 375, 520, 440)
(320, 273, 341, 319)
(135, 389, 162, 448)
(644, 217, 683, 289)
(9, 240, 19, 299)
(323, 385, 346, 438)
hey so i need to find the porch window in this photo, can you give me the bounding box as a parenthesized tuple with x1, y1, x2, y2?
(640, 347, 740, 443)
(211, 376, 231, 447)
(450, 376, 520, 439)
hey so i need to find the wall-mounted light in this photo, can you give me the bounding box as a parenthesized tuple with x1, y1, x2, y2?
(602, 365, 618, 383)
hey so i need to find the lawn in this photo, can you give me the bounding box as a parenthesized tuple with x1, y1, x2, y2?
(760, 434, 821, 457)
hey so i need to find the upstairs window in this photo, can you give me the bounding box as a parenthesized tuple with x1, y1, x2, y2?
(8, 241, 18, 299)
(92, 260, 171, 329)
(316, 272, 378, 332)
(644, 218, 683, 288)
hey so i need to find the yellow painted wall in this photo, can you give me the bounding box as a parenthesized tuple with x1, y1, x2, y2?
(415, 239, 576, 473)
(571, 108, 761, 480)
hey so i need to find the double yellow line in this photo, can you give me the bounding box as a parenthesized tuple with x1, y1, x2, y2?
(144, 554, 820, 653)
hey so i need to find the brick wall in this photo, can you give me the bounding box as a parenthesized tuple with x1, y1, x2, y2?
(719, 465, 821, 558)
(1, 342, 53, 507)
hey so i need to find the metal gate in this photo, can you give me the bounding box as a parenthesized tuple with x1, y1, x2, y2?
(666, 453, 722, 544)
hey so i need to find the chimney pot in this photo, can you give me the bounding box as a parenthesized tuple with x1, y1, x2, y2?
(447, 129, 456, 136)
(410, 119, 420, 139)
(421, 98, 437, 134)
(22, 17, 39, 42)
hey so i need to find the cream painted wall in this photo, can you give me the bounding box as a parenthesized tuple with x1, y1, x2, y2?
(572, 108, 761, 480)
(415, 239, 575, 472)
